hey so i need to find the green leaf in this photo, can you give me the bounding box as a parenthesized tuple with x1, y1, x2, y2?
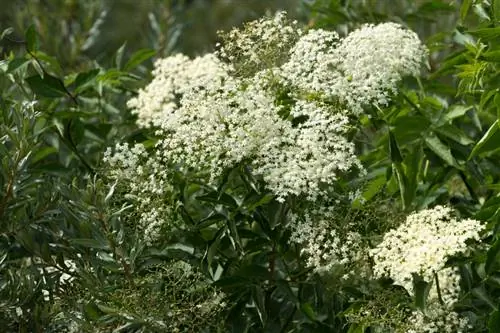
(496, 94, 500, 120)
(244, 192, 274, 212)
(300, 302, 317, 321)
(197, 212, 226, 229)
(7, 58, 29, 73)
(69, 118, 85, 144)
(31, 58, 44, 78)
(32, 51, 63, 76)
(32, 147, 57, 164)
(69, 238, 109, 250)
(460, 0, 473, 22)
(84, 302, 102, 320)
(432, 50, 467, 77)
(347, 324, 365, 333)
(26, 74, 66, 98)
(389, 130, 403, 163)
(164, 243, 195, 257)
(252, 286, 267, 325)
(489, 310, 500, 332)
(73, 68, 100, 94)
(98, 69, 128, 84)
(486, 238, 500, 274)
(213, 276, 248, 288)
(227, 217, 242, 251)
(124, 49, 156, 71)
(392, 115, 430, 144)
(474, 4, 492, 21)
(392, 162, 408, 210)
(469, 120, 500, 159)
(115, 42, 127, 69)
(403, 144, 423, 207)
(413, 274, 431, 310)
(197, 191, 237, 207)
(206, 228, 224, 267)
(435, 124, 474, 145)
(494, 0, 500, 24)
(482, 50, 500, 62)
(361, 174, 386, 202)
(25, 24, 39, 52)
(424, 134, 461, 169)
(487, 274, 500, 288)
(442, 105, 472, 122)
(96, 304, 121, 314)
(480, 89, 498, 112)
(468, 27, 500, 40)
(1, 27, 13, 40)
(459, 264, 473, 292)
(275, 279, 298, 303)
(472, 286, 498, 310)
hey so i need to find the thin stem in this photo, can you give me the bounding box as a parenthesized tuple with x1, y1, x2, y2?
(434, 272, 444, 306)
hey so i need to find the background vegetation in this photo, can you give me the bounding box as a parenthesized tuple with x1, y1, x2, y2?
(1, 0, 500, 332)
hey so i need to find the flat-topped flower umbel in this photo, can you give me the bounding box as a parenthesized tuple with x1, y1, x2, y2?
(121, 12, 427, 203)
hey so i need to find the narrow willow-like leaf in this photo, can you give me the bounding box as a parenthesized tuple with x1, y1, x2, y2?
(115, 42, 127, 69)
(494, 0, 500, 24)
(460, 0, 473, 22)
(468, 27, 500, 40)
(389, 130, 403, 163)
(25, 24, 39, 52)
(469, 120, 500, 159)
(124, 49, 156, 71)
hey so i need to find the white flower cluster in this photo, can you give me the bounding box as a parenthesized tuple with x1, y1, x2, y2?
(407, 300, 471, 333)
(254, 99, 362, 200)
(288, 206, 365, 277)
(371, 206, 482, 333)
(128, 53, 230, 128)
(281, 23, 428, 115)
(370, 205, 483, 290)
(103, 143, 176, 243)
(124, 13, 425, 201)
(153, 73, 277, 183)
(216, 11, 302, 75)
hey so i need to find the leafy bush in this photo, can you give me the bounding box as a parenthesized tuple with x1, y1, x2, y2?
(1, 0, 500, 332)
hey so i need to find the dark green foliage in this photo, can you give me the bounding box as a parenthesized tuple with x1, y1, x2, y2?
(2, 0, 500, 332)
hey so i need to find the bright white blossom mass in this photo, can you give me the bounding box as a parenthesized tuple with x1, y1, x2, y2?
(370, 205, 484, 289)
(281, 22, 428, 115)
(371, 206, 483, 333)
(123, 12, 426, 201)
(127, 53, 230, 128)
(288, 206, 366, 276)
